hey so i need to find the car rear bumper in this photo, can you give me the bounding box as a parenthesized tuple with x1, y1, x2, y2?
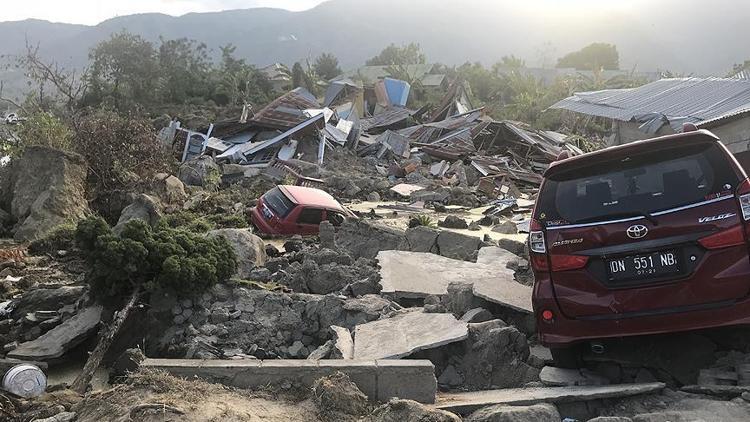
(249, 207, 279, 235)
(534, 278, 750, 348)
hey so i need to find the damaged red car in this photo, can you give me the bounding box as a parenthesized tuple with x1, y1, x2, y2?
(530, 129, 750, 367)
(250, 185, 354, 236)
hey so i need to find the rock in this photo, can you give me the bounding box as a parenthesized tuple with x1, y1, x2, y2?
(31, 412, 77, 422)
(405, 226, 439, 253)
(0, 208, 10, 227)
(207, 228, 267, 278)
(587, 418, 633, 422)
(319, 220, 336, 249)
(153, 174, 187, 204)
(283, 237, 304, 253)
(366, 192, 381, 202)
(336, 220, 408, 259)
(461, 308, 494, 323)
(11, 286, 85, 319)
(496, 238, 526, 257)
(113, 194, 162, 234)
(437, 230, 482, 261)
(179, 156, 220, 187)
(366, 399, 460, 422)
(307, 340, 334, 360)
(265, 244, 281, 257)
(330, 325, 354, 359)
(444, 282, 475, 316)
(528, 345, 553, 368)
(8, 306, 102, 361)
(539, 366, 610, 387)
(247, 267, 271, 282)
(466, 403, 560, 422)
(438, 364, 464, 387)
(742, 391, 750, 402)
(492, 221, 518, 235)
(439, 215, 469, 229)
(288, 340, 305, 357)
(8, 146, 88, 242)
(312, 372, 370, 417)
(353, 311, 468, 360)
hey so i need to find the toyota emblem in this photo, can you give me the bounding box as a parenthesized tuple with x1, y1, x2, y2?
(626, 224, 648, 239)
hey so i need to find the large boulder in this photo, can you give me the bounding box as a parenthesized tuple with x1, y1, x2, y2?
(437, 231, 481, 261)
(113, 194, 163, 234)
(207, 228, 267, 278)
(8, 146, 88, 242)
(152, 173, 187, 204)
(405, 226, 439, 253)
(466, 403, 560, 422)
(179, 156, 220, 188)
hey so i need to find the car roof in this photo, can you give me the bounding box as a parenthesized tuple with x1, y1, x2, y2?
(545, 129, 722, 177)
(278, 185, 345, 212)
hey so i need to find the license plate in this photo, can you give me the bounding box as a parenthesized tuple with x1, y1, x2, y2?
(607, 250, 680, 281)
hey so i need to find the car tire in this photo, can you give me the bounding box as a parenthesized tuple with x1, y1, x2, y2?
(550, 346, 581, 368)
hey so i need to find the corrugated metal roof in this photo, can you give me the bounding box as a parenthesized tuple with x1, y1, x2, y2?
(420, 74, 446, 87)
(249, 87, 320, 130)
(550, 77, 750, 125)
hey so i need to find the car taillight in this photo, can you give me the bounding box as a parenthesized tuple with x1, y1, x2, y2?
(550, 254, 590, 271)
(698, 225, 745, 250)
(529, 219, 546, 253)
(737, 179, 750, 221)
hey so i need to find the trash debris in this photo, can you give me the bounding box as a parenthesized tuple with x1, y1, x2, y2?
(2, 363, 47, 398)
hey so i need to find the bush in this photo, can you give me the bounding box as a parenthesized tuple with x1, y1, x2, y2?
(157, 211, 214, 233)
(28, 223, 77, 255)
(16, 112, 73, 153)
(76, 216, 236, 298)
(408, 214, 435, 228)
(208, 213, 248, 229)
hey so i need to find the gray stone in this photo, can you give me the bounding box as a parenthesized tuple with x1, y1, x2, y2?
(405, 226, 439, 253)
(319, 220, 336, 249)
(377, 250, 532, 313)
(8, 146, 88, 242)
(437, 230, 482, 260)
(435, 383, 666, 414)
(445, 282, 475, 316)
(336, 220, 408, 259)
(539, 366, 610, 387)
(113, 194, 162, 233)
(460, 308, 494, 323)
(366, 192, 381, 202)
(492, 220, 518, 235)
(331, 325, 354, 359)
(439, 215, 469, 229)
(307, 340, 334, 360)
(11, 286, 85, 319)
(587, 418, 633, 422)
(179, 155, 220, 187)
(466, 403, 560, 422)
(8, 306, 102, 361)
(207, 228, 267, 278)
(353, 311, 468, 360)
(438, 365, 464, 387)
(288, 340, 305, 357)
(31, 412, 77, 422)
(153, 174, 187, 204)
(528, 345, 553, 368)
(497, 238, 526, 256)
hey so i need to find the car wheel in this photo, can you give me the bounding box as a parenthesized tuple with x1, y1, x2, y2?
(550, 346, 581, 368)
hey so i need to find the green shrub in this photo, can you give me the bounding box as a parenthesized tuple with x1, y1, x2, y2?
(157, 211, 215, 233)
(408, 214, 435, 228)
(76, 216, 236, 298)
(28, 223, 77, 255)
(208, 213, 248, 229)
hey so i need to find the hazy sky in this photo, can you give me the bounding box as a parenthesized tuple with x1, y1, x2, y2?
(2, 0, 327, 25)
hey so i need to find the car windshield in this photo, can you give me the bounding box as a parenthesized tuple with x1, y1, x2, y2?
(264, 187, 295, 218)
(535, 143, 741, 226)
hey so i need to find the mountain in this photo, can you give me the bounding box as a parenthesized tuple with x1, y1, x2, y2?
(1, 0, 748, 100)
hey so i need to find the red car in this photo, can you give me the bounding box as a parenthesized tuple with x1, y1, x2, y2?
(530, 129, 750, 366)
(250, 185, 354, 236)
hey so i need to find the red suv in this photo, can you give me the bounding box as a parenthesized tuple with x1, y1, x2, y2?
(530, 129, 750, 366)
(250, 185, 354, 236)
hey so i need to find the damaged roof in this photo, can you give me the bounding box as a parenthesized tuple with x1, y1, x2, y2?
(249, 87, 320, 130)
(550, 77, 750, 129)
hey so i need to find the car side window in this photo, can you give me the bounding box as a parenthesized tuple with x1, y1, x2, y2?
(297, 208, 324, 225)
(326, 211, 345, 227)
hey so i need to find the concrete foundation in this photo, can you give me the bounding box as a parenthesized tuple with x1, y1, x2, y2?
(142, 358, 437, 403)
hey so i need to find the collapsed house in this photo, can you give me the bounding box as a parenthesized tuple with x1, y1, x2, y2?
(550, 77, 750, 166)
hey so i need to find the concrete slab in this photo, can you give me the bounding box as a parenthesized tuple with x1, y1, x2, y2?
(142, 358, 437, 403)
(390, 183, 425, 198)
(8, 306, 102, 361)
(377, 250, 532, 313)
(353, 311, 468, 360)
(434, 382, 665, 414)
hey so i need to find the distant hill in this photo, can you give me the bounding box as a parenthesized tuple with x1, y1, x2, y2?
(0, 0, 747, 100)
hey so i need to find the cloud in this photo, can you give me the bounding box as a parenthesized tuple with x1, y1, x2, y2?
(2, 0, 325, 25)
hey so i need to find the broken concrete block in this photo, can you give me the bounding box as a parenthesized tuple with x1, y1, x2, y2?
(390, 183, 425, 198)
(8, 306, 102, 361)
(460, 308, 494, 323)
(377, 250, 532, 313)
(331, 325, 354, 359)
(405, 226, 439, 253)
(539, 366, 610, 387)
(466, 403, 560, 422)
(353, 311, 468, 360)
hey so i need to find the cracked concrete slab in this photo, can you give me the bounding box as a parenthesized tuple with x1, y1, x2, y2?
(353, 311, 468, 360)
(377, 249, 532, 313)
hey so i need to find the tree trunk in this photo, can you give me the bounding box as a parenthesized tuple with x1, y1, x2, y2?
(71, 288, 140, 394)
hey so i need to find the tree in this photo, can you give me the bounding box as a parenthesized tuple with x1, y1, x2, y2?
(214, 44, 272, 106)
(85, 31, 159, 110)
(556, 43, 619, 70)
(498, 55, 526, 69)
(366, 43, 426, 66)
(157, 37, 212, 104)
(313, 52, 342, 80)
